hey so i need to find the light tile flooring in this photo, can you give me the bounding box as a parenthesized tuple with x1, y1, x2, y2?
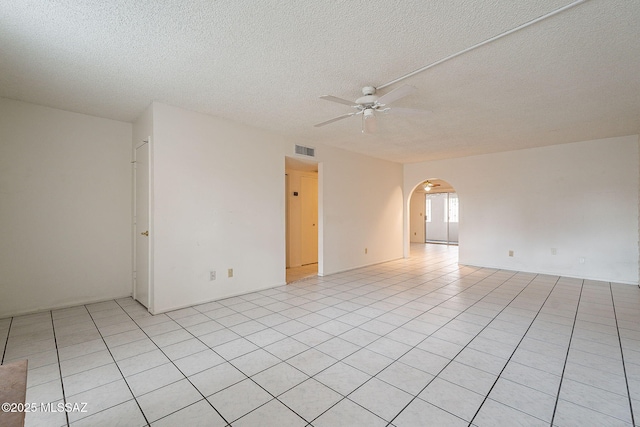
(2, 244, 640, 426)
(286, 263, 318, 284)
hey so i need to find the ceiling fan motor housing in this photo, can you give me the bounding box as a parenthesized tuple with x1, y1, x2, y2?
(356, 94, 378, 107)
(362, 86, 376, 96)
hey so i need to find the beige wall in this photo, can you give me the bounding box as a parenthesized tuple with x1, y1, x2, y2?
(0, 98, 133, 317)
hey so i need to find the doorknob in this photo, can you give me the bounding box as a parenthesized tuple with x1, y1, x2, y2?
(141, 231, 149, 236)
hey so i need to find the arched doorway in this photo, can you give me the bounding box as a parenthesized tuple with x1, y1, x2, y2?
(409, 178, 458, 245)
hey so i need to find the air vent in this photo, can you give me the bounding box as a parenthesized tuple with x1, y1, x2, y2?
(294, 144, 315, 157)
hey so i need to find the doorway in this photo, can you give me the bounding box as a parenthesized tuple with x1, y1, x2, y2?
(425, 192, 458, 245)
(285, 157, 319, 283)
(409, 178, 458, 246)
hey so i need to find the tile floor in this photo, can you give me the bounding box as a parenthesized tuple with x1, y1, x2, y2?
(2, 244, 640, 426)
(286, 263, 318, 284)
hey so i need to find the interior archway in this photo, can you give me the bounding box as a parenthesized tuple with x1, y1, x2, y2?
(407, 178, 460, 259)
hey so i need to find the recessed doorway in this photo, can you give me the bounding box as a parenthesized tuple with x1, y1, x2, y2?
(285, 157, 319, 283)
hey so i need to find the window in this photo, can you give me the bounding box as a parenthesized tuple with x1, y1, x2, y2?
(448, 195, 459, 223)
(425, 198, 431, 222)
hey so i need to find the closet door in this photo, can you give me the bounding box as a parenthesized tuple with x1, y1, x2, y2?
(134, 141, 150, 308)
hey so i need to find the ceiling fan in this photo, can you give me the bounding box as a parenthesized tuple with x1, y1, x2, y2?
(314, 85, 430, 133)
(423, 181, 440, 192)
(312, 2, 588, 135)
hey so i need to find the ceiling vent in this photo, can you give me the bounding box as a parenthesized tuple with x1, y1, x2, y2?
(294, 144, 315, 157)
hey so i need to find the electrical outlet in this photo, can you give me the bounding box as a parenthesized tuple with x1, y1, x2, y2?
(579, 257, 585, 264)
(508, 250, 514, 257)
(228, 268, 233, 278)
(551, 248, 557, 255)
(364, 248, 368, 254)
(210, 271, 216, 281)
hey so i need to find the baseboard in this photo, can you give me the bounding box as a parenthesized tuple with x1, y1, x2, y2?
(0, 294, 134, 319)
(150, 282, 287, 315)
(320, 256, 404, 277)
(462, 262, 638, 286)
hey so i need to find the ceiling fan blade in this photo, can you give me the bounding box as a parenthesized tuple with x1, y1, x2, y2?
(376, 85, 417, 106)
(385, 107, 432, 116)
(319, 95, 358, 107)
(314, 112, 358, 127)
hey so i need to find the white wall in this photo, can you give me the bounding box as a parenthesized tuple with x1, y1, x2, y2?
(409, 192, 425, 243)
(404, 135, 639, 284)
(149, 103, 287, 312)
(0, 98, 132, 317)
(319, 144, 404, 275)
(145, 103, 404, 312)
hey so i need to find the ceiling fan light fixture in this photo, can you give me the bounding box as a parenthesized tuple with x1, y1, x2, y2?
(315, 84, 428, 132)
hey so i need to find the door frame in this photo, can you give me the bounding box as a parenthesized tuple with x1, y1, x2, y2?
(284, 157, 323, 278)
(133, 137, 153, 312)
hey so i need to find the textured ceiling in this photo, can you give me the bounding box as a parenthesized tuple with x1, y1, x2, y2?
(1, 1, 639, 163)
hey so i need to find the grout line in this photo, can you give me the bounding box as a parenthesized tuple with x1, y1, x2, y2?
(549, 279, 585, 425)
(297, 267, 484, 423)
(305, 256, 463, 406)
(466, 275, 562, 425)
(0, 317, 13, 364)
(206, 245, 468, 424)
(50, 310, 70, 427)
(191, 249, 550, 423)
(84, 304, 151, 427)
(115, 300, 235, 425)
(387, 272, 548, 425)
(609, 283, 636, 426)
(298, 265, 522, 424)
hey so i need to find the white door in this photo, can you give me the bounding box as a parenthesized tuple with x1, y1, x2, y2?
(300, 176, 318, 265)
(134, 142, 150, 308)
